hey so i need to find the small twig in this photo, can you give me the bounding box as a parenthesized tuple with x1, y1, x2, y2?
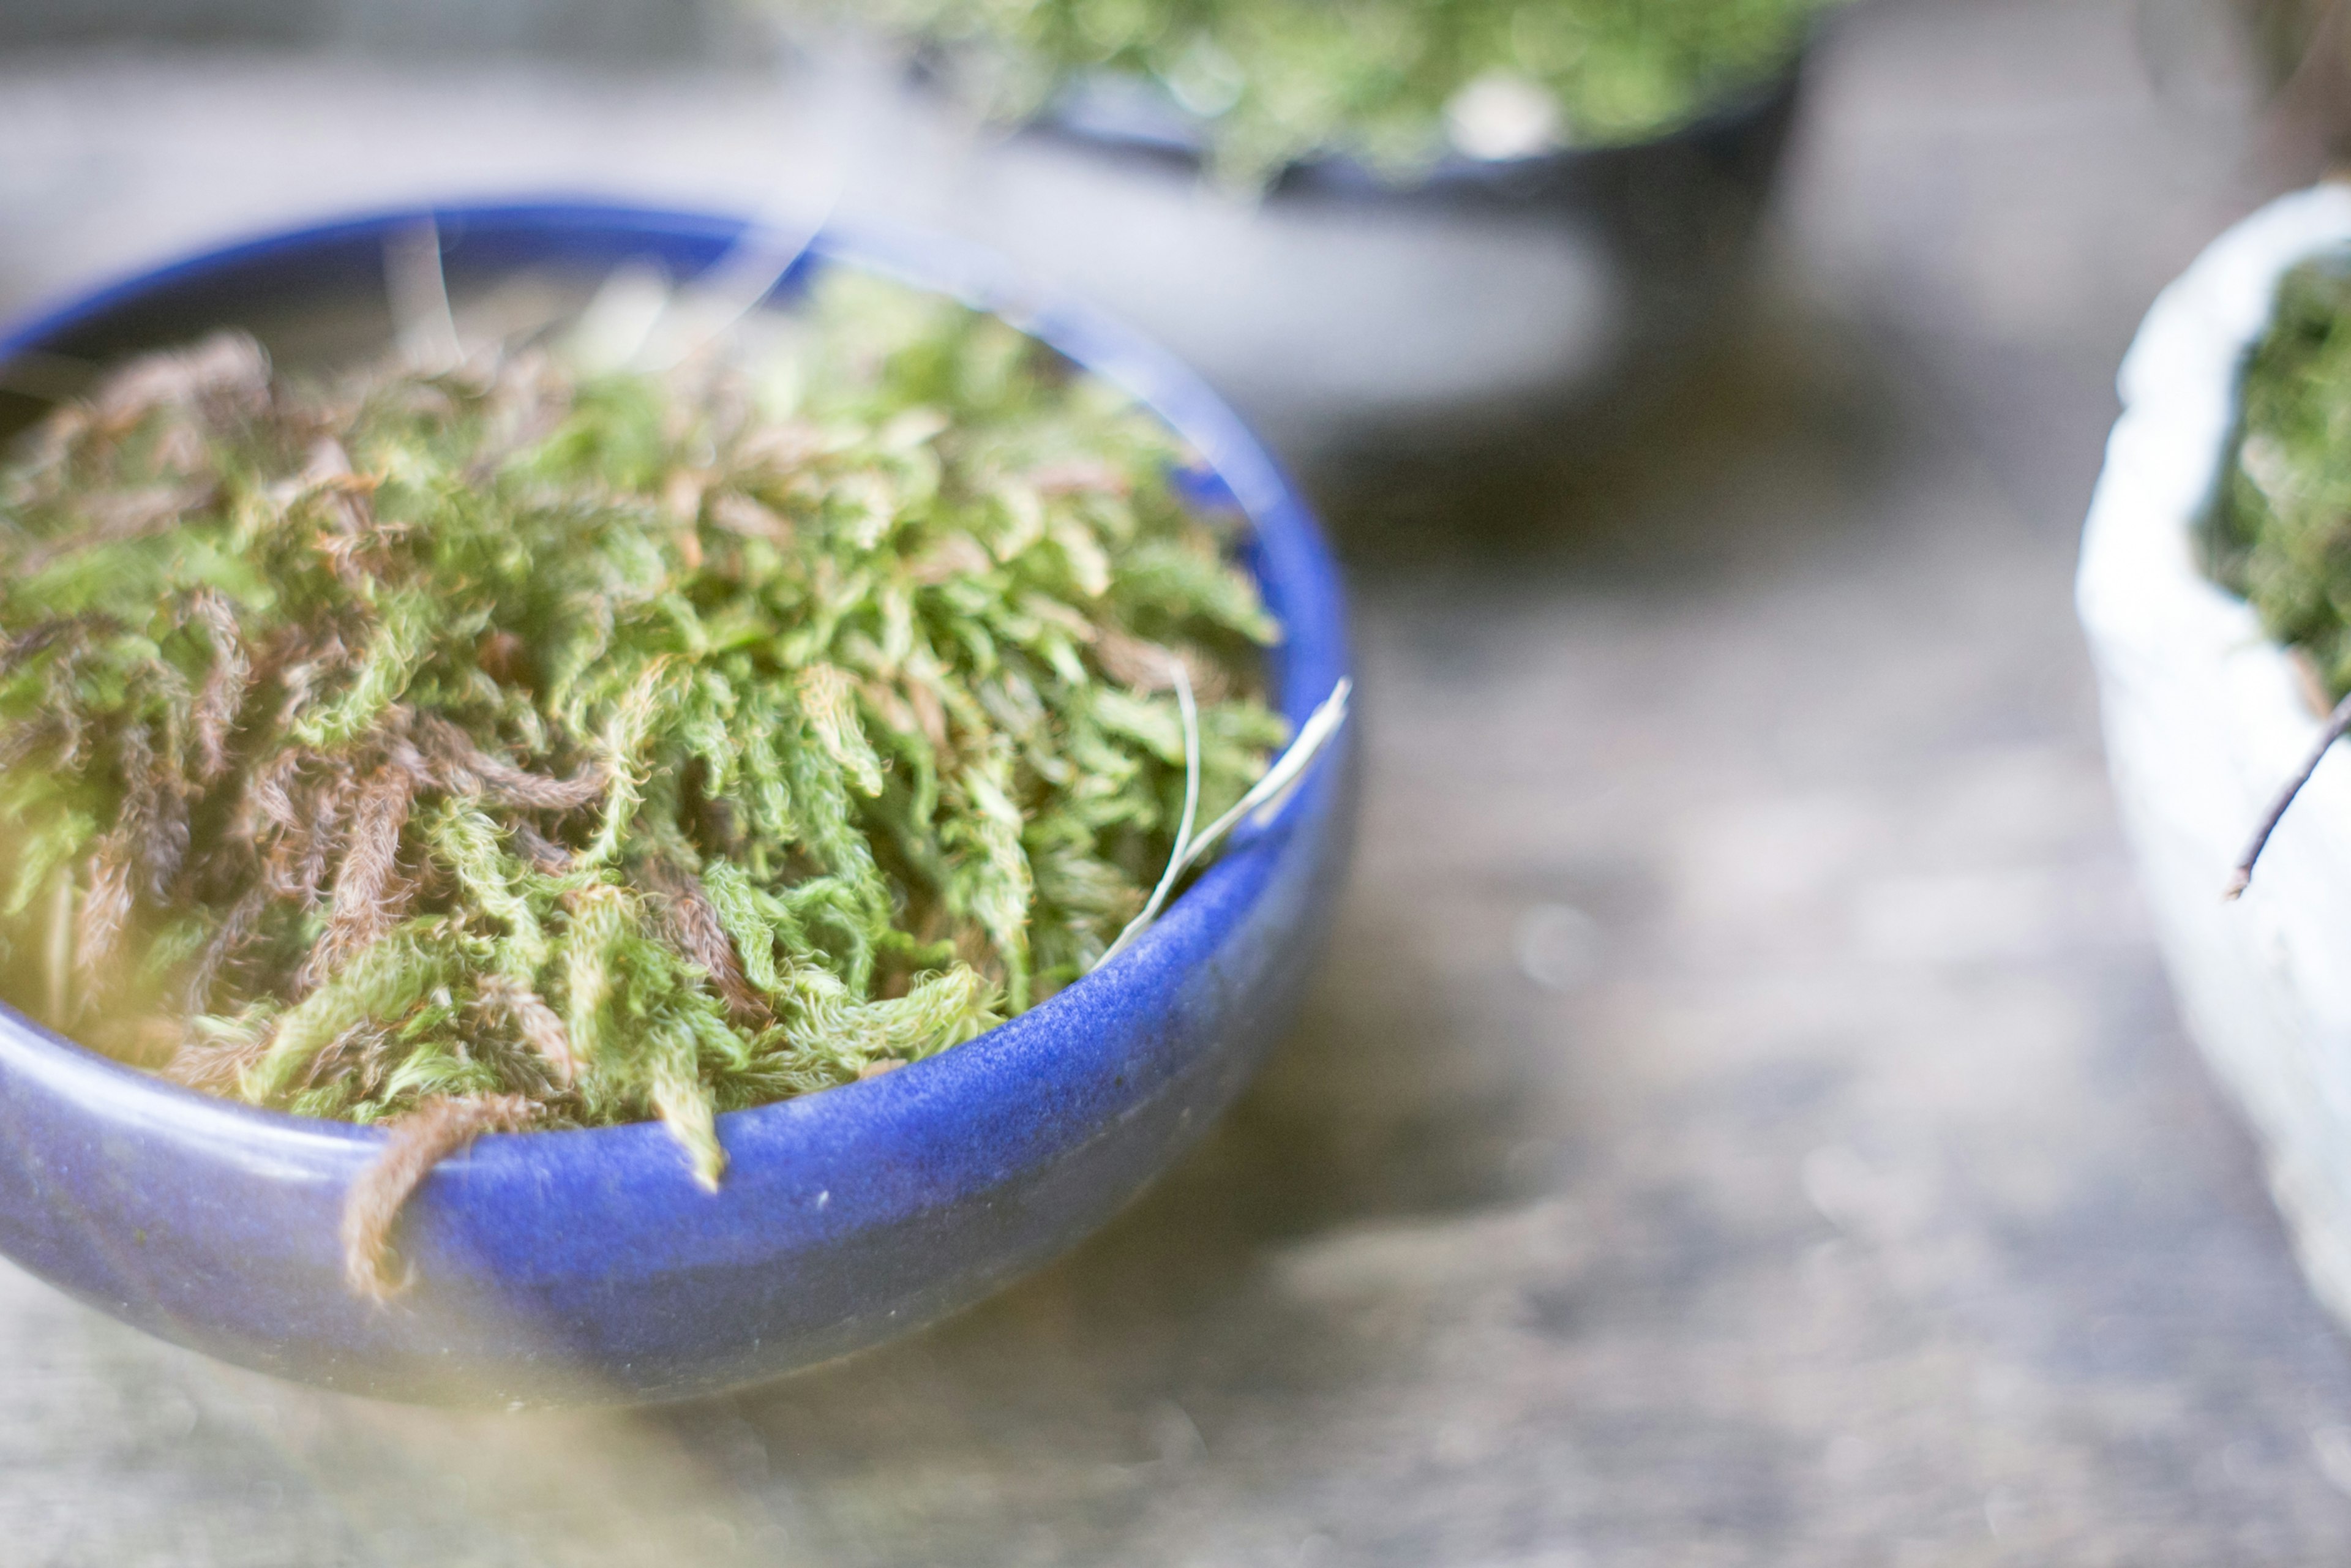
(2229, 687, 2351, 898)
(1098, 675, 1351, 966)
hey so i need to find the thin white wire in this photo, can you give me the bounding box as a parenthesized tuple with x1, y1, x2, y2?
(628, 113, 850, 374)
(627, 201, 837, 374)
(1104, 657, 1202, 966)
(1097, 674, 1351, 968)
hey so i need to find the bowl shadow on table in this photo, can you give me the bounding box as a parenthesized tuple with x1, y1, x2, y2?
(1303, 293, 1907, 588)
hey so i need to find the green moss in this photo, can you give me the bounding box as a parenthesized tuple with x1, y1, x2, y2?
(816, 0, 1844, 184)
(0, 270, 1286, 1187)
(2212, 252, 2351, 699)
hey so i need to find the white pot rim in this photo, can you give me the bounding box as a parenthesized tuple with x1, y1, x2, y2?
(2079, 182, 2351, 868)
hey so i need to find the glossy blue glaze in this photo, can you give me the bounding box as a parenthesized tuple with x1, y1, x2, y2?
(0, 203, 1354, 1405)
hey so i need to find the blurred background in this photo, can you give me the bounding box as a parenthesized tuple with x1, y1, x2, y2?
(10, 0, 2351, 1562)
(0, 0, 738, 59)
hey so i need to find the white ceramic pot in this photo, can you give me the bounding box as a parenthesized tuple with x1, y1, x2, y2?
(2080, 181, 2351, 1321)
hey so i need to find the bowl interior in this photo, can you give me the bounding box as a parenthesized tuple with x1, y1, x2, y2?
(0, 198, 1348, 1150)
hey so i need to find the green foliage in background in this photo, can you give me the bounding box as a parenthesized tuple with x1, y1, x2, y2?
(2214, 252, 2351, 700)
(822, 0, 1842, 183)
(0, 272, 1284, 1190)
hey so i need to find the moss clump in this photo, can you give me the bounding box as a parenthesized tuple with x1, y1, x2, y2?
(0, 269, 1286, 1197)
(814, 0, 1840, 184)
(2213, 252, 2351, 698)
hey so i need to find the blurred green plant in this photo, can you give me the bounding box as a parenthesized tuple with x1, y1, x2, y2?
(2227, 0, 2351, 159)
(809, 0, 1843, 183)
(2213, 253, 2351, 695)
(2205, 252, 2351, 893)
(0, 269, 1286, 1285)
(2238, 0, 2338, 84)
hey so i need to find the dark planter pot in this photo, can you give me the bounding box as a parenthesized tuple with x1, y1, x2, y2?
(890, 47, 1809, 482)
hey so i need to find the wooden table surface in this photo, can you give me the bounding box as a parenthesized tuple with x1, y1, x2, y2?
(6, 2, 2351, 1562)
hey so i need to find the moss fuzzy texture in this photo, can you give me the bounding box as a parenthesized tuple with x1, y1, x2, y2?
(2213, 252, 2351, 699)
(826, 0, 1841, 183)
(0, 271, 1286, 1204)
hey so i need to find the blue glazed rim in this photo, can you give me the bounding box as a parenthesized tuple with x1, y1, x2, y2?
(0, 203, 1350, 1303)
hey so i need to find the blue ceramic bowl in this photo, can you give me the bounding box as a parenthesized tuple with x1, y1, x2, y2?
(0, 202, 1354, 1406)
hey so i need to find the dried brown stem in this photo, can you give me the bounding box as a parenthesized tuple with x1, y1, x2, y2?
(1093, 627, 1232, 702)
(8, 486, 218, 577)
(2230, 688, 2351, 897)
(89, 331, 268, 431)
(0, 618, 80, 678)
(187, 588, 250, 783)
(180, 883, 267, 1016)
(473, 974, 579, 1087)
(509, 819, 575, 874)
(124, 726, 190, 902)
(73, 846, 135, 1002)
(414, 713, 605, 812)
(644, 858, 770, 1024)
(301, 763, 418, 989)
(341, 1093, 534, 1300)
